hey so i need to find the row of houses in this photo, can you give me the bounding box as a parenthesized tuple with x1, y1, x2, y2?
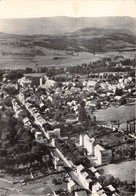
(12, 98, 33, 129)
(67, 163, 119, 196)
(23, 98, 61, 143)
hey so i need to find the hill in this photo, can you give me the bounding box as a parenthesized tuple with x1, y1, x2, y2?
(0, 27, 136, 54)
(0, 16, 136, 35)
(0, 26, 136, 70)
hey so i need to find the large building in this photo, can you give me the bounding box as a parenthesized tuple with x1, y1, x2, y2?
(94, 144, 112, 166)
(79, 134, 95, 155)
(40, 75, 56, 88)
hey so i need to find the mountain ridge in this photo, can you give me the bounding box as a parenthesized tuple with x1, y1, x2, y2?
(0, 16, 135, 35)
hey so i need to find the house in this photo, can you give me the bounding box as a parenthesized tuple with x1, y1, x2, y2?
(18, 77, 31, 87)
(35, 132, 43, 140)
(95, 172, 101, 179)
(107, 184, 116, 193)
(76, 165, 92, 189)
(92, 182, 107, 196)
(23, 117, 32, 127)
(47, 128, 60, 139)
(92, 182, 102, 194)
(76, 164, 84, 175)
(89, 166, 97, 174)
(67, 179, 81, 193)
(53, 156, 64, 172)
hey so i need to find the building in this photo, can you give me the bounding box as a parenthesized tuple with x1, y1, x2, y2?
(18, 77, 31, 87)
(76, 165, 92, 189)
(12, 98, 22, 118)
(76, 164, 84, 175)
(47, 128, 60, 139)
(35, 132, 43, 140)
(79, 134, 95, 155)
(75, 190, 88, 196)
(95, 172, 101, 179)
(107, 184, 116, 194)
(79, 134, 84, 146)
(40, 75, 56, 88)
(92, 182, 107, 196)
(89, 167, 97, 174)
(67, 179, 81, 193)
(94, 144, 112, 166)
(23, 117, 32, 128)
(53, 156, 64, 172)
(84, 135, 95, 155)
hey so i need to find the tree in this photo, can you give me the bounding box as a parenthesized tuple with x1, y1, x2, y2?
(115, 88, 123, 96)
(114, 178, 121, 187)
(0, 70, 3, 81)
(2, 132, 10, 142)
(25, 67, 33, 73)
(31, 77, 40, 87)
(96, 101, 101, 109)
(119, 97, 127, 105)
(2, 140, 10, 148)
(7, 70, 23, 80)
(78, 100, 87, 124)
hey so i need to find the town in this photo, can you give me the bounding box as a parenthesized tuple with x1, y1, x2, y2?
(0, 55, 135, 196)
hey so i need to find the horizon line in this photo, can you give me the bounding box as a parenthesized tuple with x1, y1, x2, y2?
(0, 15, 136, 20)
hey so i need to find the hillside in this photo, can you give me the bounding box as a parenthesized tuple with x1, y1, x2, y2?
(66, 27, 136, 52)
(0, 28, 136, 54)
(0, 16, 136, 35)
(0, 26, 136, 70)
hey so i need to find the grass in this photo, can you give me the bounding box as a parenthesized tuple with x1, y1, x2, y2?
(99, 160, 135, 183)
(0, 50, 135, 70)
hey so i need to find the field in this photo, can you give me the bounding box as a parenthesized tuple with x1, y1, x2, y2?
(99, 160, 135, 183)
(94, 103, 135, 129)
(0, 28, 136, 70)
(0, 172, 67, 195)
(0, 49, 135, 70)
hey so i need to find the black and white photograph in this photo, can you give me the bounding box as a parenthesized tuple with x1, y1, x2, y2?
(0, 0, 135, 195)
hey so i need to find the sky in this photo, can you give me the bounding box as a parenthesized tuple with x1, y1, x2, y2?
(0, 0, 136, 18)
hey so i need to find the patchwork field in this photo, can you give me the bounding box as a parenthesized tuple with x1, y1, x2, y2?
(0, 27, 136, 70)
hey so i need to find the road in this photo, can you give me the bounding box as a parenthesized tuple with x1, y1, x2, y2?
(51, 147, 90, 191)
(18, 97, 91, 192)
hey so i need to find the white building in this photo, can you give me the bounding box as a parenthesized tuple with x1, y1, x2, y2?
(76, 165, 92, 189)
(89, 167, 97, 174)
(53, 156, 64, 172)
(84, 135, 95, 155)
(92, 182, 107, 196)
(67, 179, 80, 193)
(18, 77, 31, 87)
(94, 144, 112, 166)
(79, 134, 84, 146)
(40, 75, 56, 88)
(79, 134, 95, 155)
(35, 132, 43, 140)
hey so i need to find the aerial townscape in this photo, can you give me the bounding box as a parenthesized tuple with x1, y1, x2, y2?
(0, 16, 136, 196)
